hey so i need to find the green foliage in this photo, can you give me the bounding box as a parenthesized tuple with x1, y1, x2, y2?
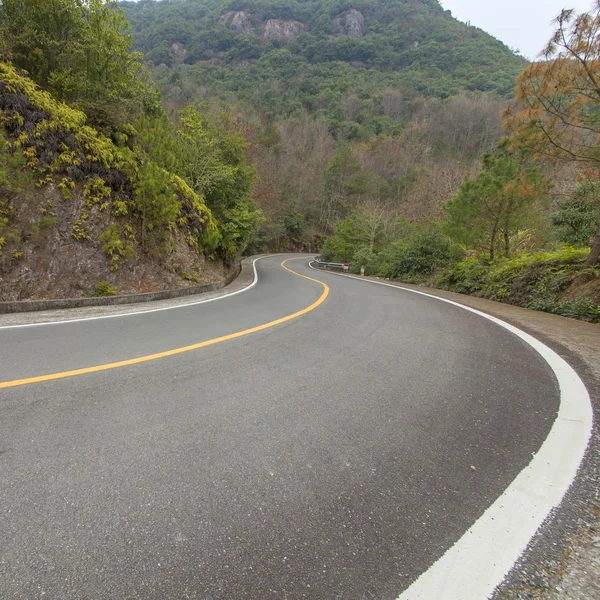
(118, 0, 520, 256)
(437, 248, 599, 322)
(444, 147, 547, 260)
(84, 177, 113, 209)
(180, 269, 201, 283)
(433, 257, 489, 294)
(93, 281, 118, 296)
(322, 224, 461, 281)
(0, 62, 251, 266)
(393, 230, 462, 281)
(349, 247, 378, 275)
(373, 242, 410, 278)
(525, 296, 600, 323)
(133, 160, 180, 246)
(319, 232, 352, 263)
(551, 181, 600, 247)
(0, 0, 161, 133)
(173, 106, 260, 259)
(100, 224, 134, 270)
(283, 203, 305, 238)
(122, 0, 525, 129)
(0, 131, 33, 248)
(480, 248, 587, 300)
(0, 61, 132, 188)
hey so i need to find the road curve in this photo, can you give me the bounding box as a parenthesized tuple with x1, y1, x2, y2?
(0, 255, 570, 599)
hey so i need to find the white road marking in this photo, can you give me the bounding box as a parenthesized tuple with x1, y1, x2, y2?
(309, 262, 594, 600)
(0, 257, 265, 330)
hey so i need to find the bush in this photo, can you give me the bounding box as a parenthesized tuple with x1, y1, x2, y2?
(319, 234, 351, 263)
(93, 281, 118, 297)
(395, 231, 461, 281)
(525, 296, 600, 323)
(374, 242, 408, 278)
(483, 248, 588, 302)
(349, 247, 378, 275)
(435, 257, 489, 293)
(435, 246, 599, 322)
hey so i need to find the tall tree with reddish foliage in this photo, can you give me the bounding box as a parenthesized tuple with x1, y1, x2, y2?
(505, 2, 600, 265)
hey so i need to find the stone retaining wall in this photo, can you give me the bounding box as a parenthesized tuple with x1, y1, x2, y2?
(0, 264, 241, 314)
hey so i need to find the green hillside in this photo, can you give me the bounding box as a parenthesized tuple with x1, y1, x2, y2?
(122, 0, 526, 128)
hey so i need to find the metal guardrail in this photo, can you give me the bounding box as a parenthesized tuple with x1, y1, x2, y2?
(310, 257, 349, 272)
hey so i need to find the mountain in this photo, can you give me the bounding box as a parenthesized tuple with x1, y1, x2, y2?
(121, 0, 526, 125)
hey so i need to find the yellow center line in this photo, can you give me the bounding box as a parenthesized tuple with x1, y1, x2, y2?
(0, 258, 329, 389)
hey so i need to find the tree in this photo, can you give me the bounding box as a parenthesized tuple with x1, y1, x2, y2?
(504, 2, 600, 265)
(132, 114, 180, 247)
(174, 106, 260, 260)
(445, 148, 546, 261)
(551, 180, 600, 246)
(175, 106, 239, 197)
(0, 0, 160, 132)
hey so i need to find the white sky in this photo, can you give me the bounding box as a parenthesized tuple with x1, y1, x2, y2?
(440, 0, 596, 59)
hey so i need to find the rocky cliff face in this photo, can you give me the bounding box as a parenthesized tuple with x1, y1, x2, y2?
(331, 9, 365, 39)
(262, 19, 304, 41)
(0, 184, 224, 301)
(219, 11, 255, 35)
(170, 42, 187, 65)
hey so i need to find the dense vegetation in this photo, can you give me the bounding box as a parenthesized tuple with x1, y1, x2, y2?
(0, 0, 261, 299)
(122, 0, 525, 120)
(312, 4, 600, 321)
(119, 0, 521, 255)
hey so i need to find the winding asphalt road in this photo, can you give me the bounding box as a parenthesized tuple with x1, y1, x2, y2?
(0, 256, 565, 599)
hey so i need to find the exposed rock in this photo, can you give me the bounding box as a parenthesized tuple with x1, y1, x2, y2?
(262, 19, 304, 41)
(170, 42, 187, 64)
(345, 9, 365, 38)
(331, 9, 365, 39)
(0, 185, 224, 301)
(219, 11, 255, 35)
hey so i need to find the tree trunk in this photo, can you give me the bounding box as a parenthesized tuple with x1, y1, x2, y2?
(504, 229, 511, 258)
(586, 225, 600, 266)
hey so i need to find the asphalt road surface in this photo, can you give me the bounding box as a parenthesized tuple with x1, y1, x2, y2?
(0, 255, 560, 600)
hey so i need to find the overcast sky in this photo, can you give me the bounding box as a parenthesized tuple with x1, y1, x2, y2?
(440, 0, 596, 59)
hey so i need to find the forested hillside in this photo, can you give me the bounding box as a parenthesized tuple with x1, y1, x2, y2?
(122, 0, 526, 116)
(121, 0, 599, 321)
(120, 0, 522, 253)
(1, 0, 598, 319)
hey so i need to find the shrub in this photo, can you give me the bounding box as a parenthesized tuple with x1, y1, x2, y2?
(100, 224, 133, 270)
(395, 231, 461, 281)
(93, 281, 118, 297)
(374, 242, 408, 278)
(435, 257, 489, 294)
(483, 248, 588, 302)
(526, 297, 600, 323)
(349, 247, 378, 275)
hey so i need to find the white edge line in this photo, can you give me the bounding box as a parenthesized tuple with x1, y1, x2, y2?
(0, 257, 265, 330)
(308, 262, 594, 600)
